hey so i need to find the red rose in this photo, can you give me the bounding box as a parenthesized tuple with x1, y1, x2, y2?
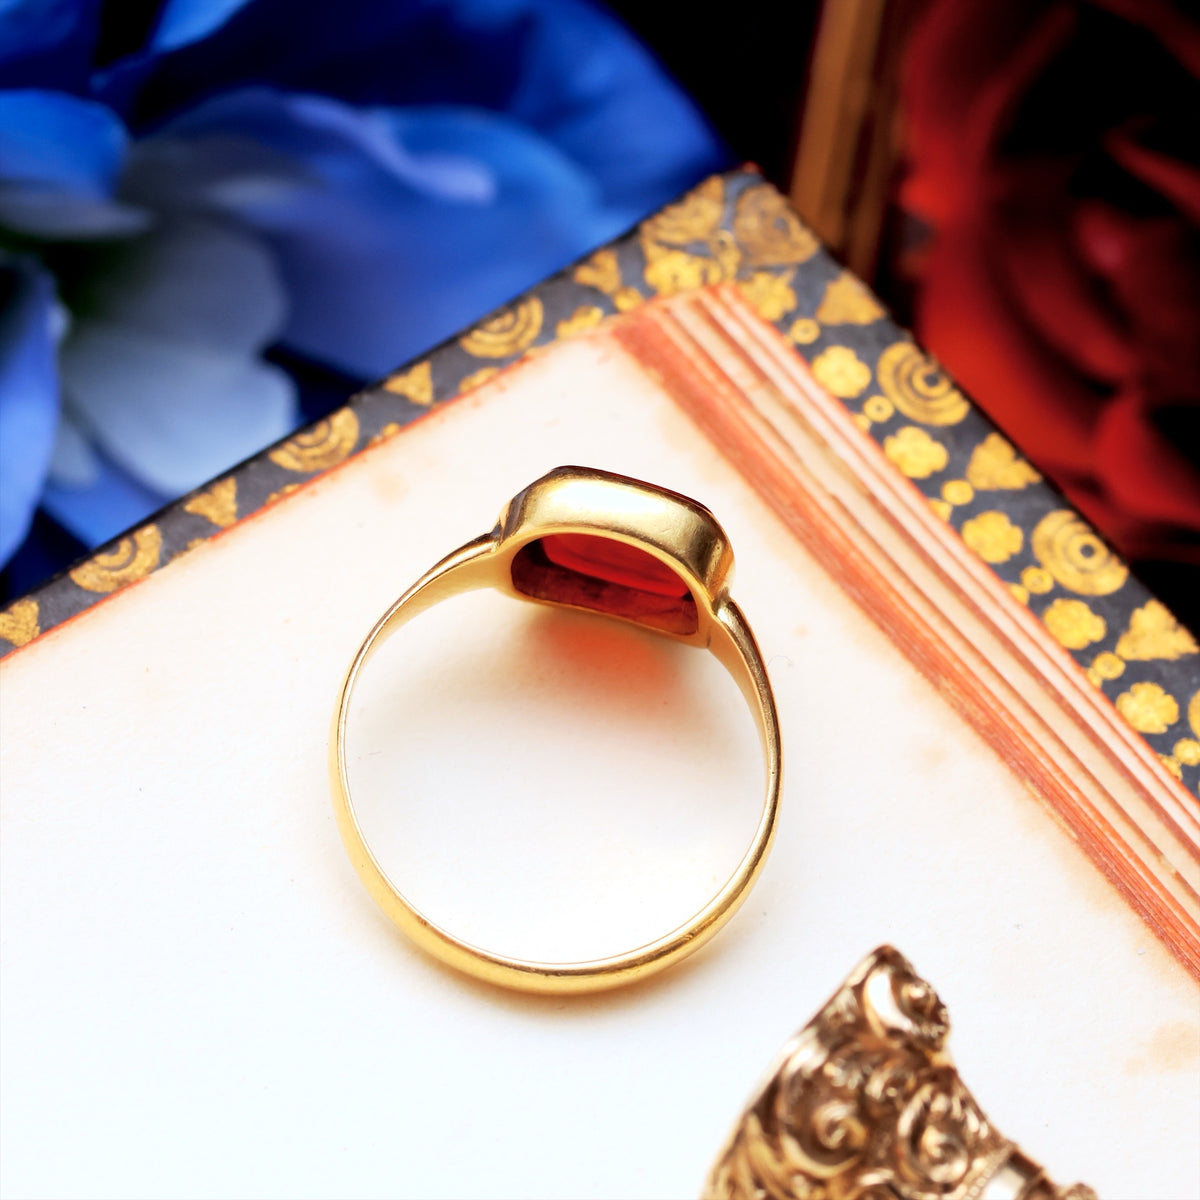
(898, 0, 1200, 584)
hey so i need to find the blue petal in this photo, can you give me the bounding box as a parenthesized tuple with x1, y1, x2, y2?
(151, 0, 255, 52)
(107, 0, 728, 216)
(70, 216, 287, 353)
(0, 183, 151, 239)
(57, 215, 295, 495)
(0, 0, 99, 91)
(0, 258, 60, 566)
(41, 446, 168, 548)
(128, 90, 620, 377)
(61, 319, 296, 494)
(0, 89, 128, 195)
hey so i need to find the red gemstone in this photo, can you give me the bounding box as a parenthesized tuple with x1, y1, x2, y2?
(538, 533, 688, 597)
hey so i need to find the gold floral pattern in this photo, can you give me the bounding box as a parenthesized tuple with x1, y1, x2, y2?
(731, 182, 819, 266)
(1116, 682, 1180, 734)
(1031, 510, 1129, 597)
(642, 175, 725, 248)
(1042, 598, 1107, 650)
(573, 248, 622, 295)
(383, 360, 433, 405)
(459, 296, 544, 358)
(1114, 600, 1199, 662)
(962, 510, 1023, 564)
(883, 426, 948, 479)
(815, 271, 886, 324)
(68, 525, 162, 593)
(2, 169, 1194, 798)
(556, 306, 606, 338)
(0, 598, 39, 647)
(643, 245, 726, 295)
(875, 341, 969, 426)
(965, 433, 1042, 491)
(183, 477, 238, 529)
(458, 366, 501, 393)
(941, 479, 974, 506)
(737, 270, 796, 320)
(268, 408, 359, 473)
(810, 345, 871, 398)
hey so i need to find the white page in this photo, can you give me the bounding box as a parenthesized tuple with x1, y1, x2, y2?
(2, 335, 1197, 1199)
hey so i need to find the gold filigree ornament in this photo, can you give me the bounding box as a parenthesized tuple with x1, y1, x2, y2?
(459, 296, 544, 358)
(876, 341, 969, 426)
(704, 946, 1096, 1200)
(269, 408, 360, 473)
(1030, 511, 1128, 597)
(69, 524, 163, 593)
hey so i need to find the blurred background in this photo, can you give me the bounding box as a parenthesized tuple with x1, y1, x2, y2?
(2, 0, 1198, 623)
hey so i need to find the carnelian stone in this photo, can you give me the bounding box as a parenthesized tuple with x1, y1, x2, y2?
(539, 533, 688, 597)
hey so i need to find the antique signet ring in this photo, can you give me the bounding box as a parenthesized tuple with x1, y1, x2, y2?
(330, 465, 781, 994)
(704, 946, 1096, 1200)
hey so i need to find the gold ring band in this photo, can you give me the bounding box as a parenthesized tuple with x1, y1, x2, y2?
(330, 466, 782, 994)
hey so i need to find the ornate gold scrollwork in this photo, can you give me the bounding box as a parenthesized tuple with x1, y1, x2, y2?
(704, 947, 1095, 1200)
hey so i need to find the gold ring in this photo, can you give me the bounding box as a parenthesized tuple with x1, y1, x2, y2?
(705, 946, 1096, 1200)
(330, 465, 782, 994)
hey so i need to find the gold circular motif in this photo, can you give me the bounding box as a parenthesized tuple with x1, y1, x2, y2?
(459, 296, 545, 358)
(883, 426, 948, 479)
(1009, 583, 1029, 605)
(862, 394, 894, 423)
(928, 498, 953, 521)
(1031, 510, 1128, 596)
(1042, 597, 1106, 650)
(1174, 738, 1200, 767)
(811, 345, 872, 399)
(788, 317, 820, 345)
(875, 342, 969, 427)
(961, 510, 1023, 564)
(1090, 651, 1125, 681)
(1190, 690, 1200, 739)
(731, 183, 819, 267)
(941, 479, 974, 506)
(1116, 682, 1180, 735)
(1021, 565, 1054, 594)
(69, 525, 163, 594)
(268, 408, 360, 473)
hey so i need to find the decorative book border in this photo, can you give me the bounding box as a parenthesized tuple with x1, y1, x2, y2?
(2, 169, 1197, 805)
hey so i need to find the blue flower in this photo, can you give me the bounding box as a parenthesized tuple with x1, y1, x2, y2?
(0, 0, 728, 586)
